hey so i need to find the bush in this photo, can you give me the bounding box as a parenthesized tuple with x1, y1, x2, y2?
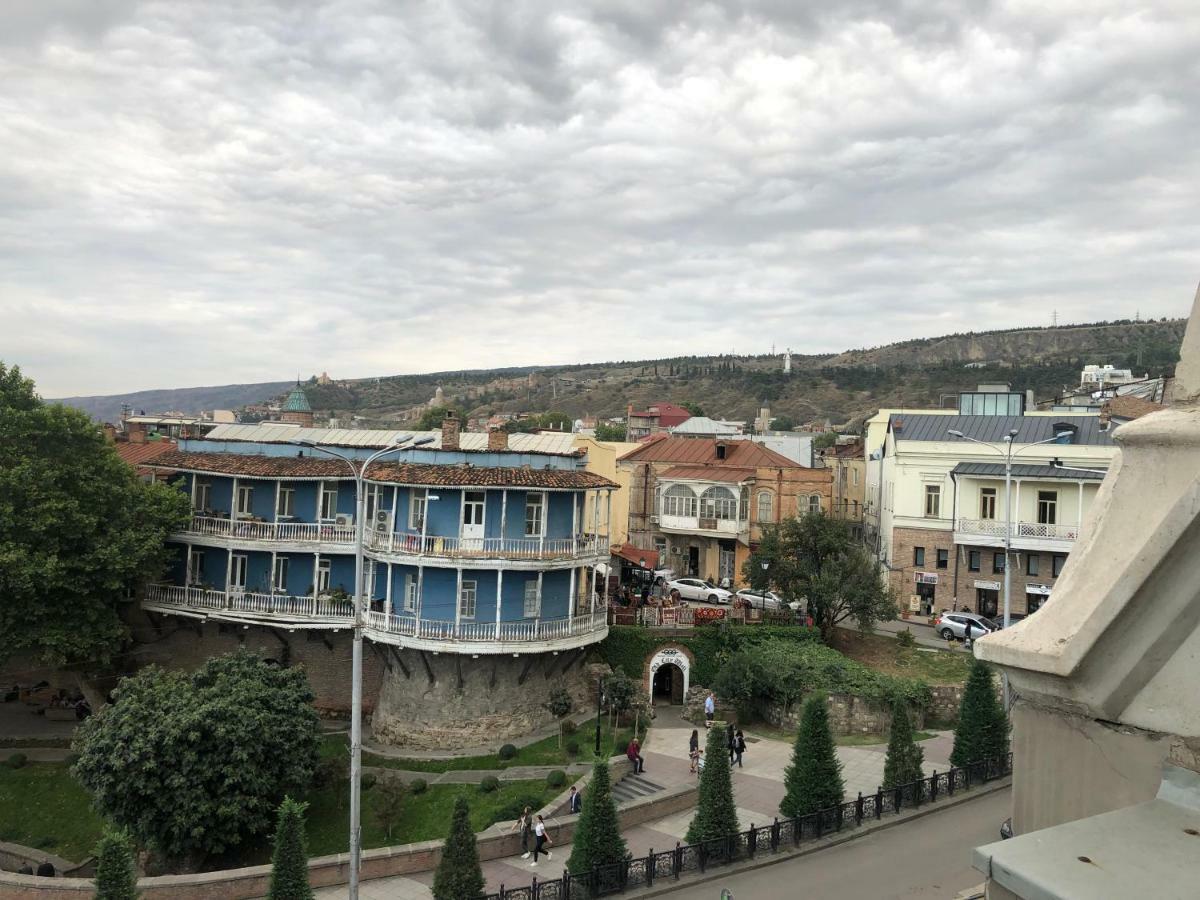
(781, 693, 844, 818)
(951, 661, 1009, 767)
(409, 777, 428, 795)
(498, 744, 517, 761)
(313, 756, 346, 789)
(432, 798, 484, 900)
(882, 698, 925, 789)
(686, 724, 739, 843)
(565, 740, 580, 756)
(561, 719, 578, 736)
(544, 687, 573, 719)
(266, 797, 312, 900)
(34, 835, 57, 850)
(372, 779, 407, 842)
(496, 794, 544, 822)
(895, 628, 916, 648)
(479, 776, 500, 793)
(546, 770, 567, 788)
(5, 753, 27, 769)
(361, 773, 377, 791)
(93, 827, 138, 900)
(567, 758, 627, 876)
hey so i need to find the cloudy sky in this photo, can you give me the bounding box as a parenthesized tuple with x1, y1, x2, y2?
(3, 0, 1199, 397)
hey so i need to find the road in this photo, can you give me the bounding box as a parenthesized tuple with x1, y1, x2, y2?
(657, 786, 1009, 900)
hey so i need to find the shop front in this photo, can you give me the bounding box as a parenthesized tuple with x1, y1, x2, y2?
(1026, 582, 1052, 615)
(974, 579, 1001, 618)
(915, 571, 939, 615)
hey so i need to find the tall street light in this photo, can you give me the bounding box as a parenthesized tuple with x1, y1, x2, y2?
(947, 427, 1073, 708)
(760, 560, 769, 611)
(294, 433, 433, 900)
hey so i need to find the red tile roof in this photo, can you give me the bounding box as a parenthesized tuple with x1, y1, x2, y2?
(113, 439, 178, 472)
(618, 436, 800, 468)
(146, 450, 616, 490)
(659, 465, 757, 483)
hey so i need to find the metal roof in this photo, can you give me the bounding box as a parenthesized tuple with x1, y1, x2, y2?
(201, 424, 580, 455)
(951, 462, 1106, 481)
(282, 386, 312, 412)
(660, 465, 756, 483)
(669, 417, 741, 436)
(619, 435, 801, 467)
(890, 414, 1115, 446)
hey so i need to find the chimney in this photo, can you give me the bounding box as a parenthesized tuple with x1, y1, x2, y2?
(441, 412, 461, 451)
(101, 423, 116, 443)
(128, 423, 147, 444)
(488, 425, 508, 452)
(1098, 403, 1112, 432)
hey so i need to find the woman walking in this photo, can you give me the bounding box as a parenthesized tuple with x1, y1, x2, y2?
(531, 814, 553, 867)
(726, 722, 736, 763)
(734, 729, 746, 768)
(688, 728, 700, 773)
(509, 806, 533, 860)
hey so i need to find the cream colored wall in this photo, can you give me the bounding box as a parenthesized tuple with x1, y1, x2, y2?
(956, 478, 1101, 526)
(575, 437, 638, 547)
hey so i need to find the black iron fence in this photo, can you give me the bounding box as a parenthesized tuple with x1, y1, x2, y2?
(485, 752, 1012, 899)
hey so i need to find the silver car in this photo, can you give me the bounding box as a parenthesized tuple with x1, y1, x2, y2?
(934, 612, 998, 642)
(666, 578, 733, 604)
(733, 589, 800, 612)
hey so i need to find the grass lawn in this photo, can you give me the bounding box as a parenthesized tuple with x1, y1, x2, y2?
(348, 717, 644, 773)
(0, 762, 105, 862)
(831, 629, 971, 684)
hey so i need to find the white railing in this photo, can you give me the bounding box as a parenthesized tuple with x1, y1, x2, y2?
(183, 515, 355, 545)
(145, 584, 354, 619)
(658, 514, 746, 535)
(956, 518, 1080, 542)
(364, 530, 607, 561)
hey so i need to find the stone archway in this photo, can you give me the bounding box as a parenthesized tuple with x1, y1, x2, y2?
(645, 645, 692, 706)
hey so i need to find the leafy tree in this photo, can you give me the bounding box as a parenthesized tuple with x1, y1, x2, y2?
(594, 422, 627, 441)
(603, 671, 636, 729)
(0, 362, 190, 670)
(432, 797, 484, 900)
(416, 405, 465, 431)
(372, 778, 407, 842)
(769, 415, 796, 432)
(780, 693, 844, 818)
(568, 759, 627, 875)
(538, 410, 573, 431)
(743, 514, 896, 642)
(680, 402, 705, 417)
(686, 723, 739, 843)
(93, 827, 138, 900)
(882, 699, 924, 789)
(72, 650, 321, 867)
(950, 661, 1009, 767)
(267, 797, 312, 900)
(813, 431, 839, 450)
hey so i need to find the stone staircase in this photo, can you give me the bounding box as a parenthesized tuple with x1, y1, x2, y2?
(611, 771, 666, 805)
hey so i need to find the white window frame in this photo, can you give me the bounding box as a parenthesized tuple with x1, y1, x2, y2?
(273, 556, 289, 592)
(523, 579, 540, 617)
(459, 580, 477, 619)
(230, 553, 248, 590)
(276, 486, 295, 519)
(188, 550, 205, 585)
(236, 485, 254, 518)
(404, 574, 417, 612)
(409, 488, 427, 531)
(463, 491, 486, 526)
(699, 486, 738, 520)
(194, 479, 211, 512)
(524, 492, 546, 537)
(317, 559, 331, 593)
(1037, 490, 1058, 525)
(662, 485, 698, 518)
(980, 487, 996, 520)
(756, 491, 774, 524)
(320, 482, 339, 521)
(808, 494, 822, 514)
(924, 485, 941, 518)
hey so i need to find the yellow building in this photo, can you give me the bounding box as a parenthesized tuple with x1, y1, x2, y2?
(575, 436, 639, 548)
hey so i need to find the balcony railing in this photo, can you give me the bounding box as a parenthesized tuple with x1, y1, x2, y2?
(183, 515, 355, 545)
(145, 584, 354, 619)
(658, 514, 746, 535)
(956, 518, 1080, 542)
(364, 530, 607, 561)
(364, 609, 607, 642)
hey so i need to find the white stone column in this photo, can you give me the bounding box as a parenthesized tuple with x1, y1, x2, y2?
(416, 563, 424, 623)
(571, 492, 579, 553)
(390, 486, 399, 552)
(385, 561, 393, 614)
(500, 489, 508, 552)
(569, 567, 577, 619)
(185, 544, 193, 587)
(495, 570, 503, 639)
(231, 476, 239, 519)
(273, 480, 281, 524)
(270, 550, 277, 593)
(1076, 481, 1084, 531)
(606, 489, 613, 546)
(536, 571, 543, 629)
(454, 567, 463, 637)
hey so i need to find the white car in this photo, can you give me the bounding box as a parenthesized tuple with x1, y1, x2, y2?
(666, 578, 733, 604)
(733, 588, 800, 612)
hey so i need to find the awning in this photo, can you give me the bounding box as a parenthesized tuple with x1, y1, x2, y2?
(612, 543, 660, 570)
(951, 462, 1105, 481)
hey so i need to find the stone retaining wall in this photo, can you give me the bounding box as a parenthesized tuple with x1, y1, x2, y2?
(765, 693, 925, 735)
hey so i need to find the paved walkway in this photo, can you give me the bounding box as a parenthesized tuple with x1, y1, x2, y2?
(364, 762, 594, 785)
(315, 716, 954, 899)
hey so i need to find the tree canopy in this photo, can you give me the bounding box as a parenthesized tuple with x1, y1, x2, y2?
(72, 650, 321, 866)
(743, 513, 896, 641)
(950, 661, 1009, 768)
(567, 758, 627, 876)
(594, 422, 627, 441)
(0, 362, 190, 667)
(432, 797, 484, 900)
(416, 405, 466, 431)
(780, 693, 844, 818)
(769, 415, 796, 432)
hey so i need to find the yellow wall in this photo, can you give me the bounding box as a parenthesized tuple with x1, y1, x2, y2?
(575, 436, 639, 548)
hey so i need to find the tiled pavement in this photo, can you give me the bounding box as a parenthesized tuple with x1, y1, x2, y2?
(315, 719, 954, 899)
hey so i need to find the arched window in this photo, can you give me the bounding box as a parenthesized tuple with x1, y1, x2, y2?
(757, 491, 774, 524)
(662, 485, 698, 518)
(808, 494, 823, 515)
(700, 486, 739, 520)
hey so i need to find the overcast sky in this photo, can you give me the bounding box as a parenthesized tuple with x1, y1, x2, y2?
(3, 1, 1199, 397)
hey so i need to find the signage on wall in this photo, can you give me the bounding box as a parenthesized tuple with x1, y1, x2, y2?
(915, 572, 938, 584)
(1026, 583, 1052, 596)
(908, 595, 922, 612)
(974, 580, 1001, 591)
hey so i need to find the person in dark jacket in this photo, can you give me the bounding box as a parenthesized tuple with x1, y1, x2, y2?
(734, 729, 746, 768)
(568, 786, 582, 814)
(689, 728, 700, 773)
(727, 722, 736, 762)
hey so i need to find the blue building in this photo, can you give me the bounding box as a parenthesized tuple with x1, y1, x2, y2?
(142, 417, 615, 748)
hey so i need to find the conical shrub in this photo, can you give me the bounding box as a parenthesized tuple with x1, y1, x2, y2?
(882, 698, 924, 789)
(780, 693, 844, 818)
(267, 797, 312, 900)
(685, 723, 740, 843)
(568, 758, 627, 875)
(950, 660, 1009, 768)
(433, 797, 484, 900)
(93, 827, 138, 900)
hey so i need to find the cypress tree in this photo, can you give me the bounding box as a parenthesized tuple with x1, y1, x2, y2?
(780, 693, 844, 818)
(950, 660, 1010, 768)
(882, 698, 925, 789)
(267, 797, 312, 900)
(685, 722, 740, 843)
(567, 759, 628, 875)
(432, 797, 484, 900)
(93, 827, 138, 900)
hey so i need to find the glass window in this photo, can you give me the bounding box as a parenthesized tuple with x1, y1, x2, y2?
(1052, 554, 1067, 577)
(1037, 491, 1058, 525)
(979, 488, 996, 520)
(852, 468, 860, 486)
(993, 552, 1006, 574)
(459, 580, 477, 619)
(317, 559, 331, 593)
(463, 491, 485, 526)
(924, 485, 941, 518)
(273, 556, 288, 592)
(808, 494, 822, 514)
(404, 574, 417, 612)
(188, 551, 205, 585)
(409, 488, 427, 531)
(236, 485, 254, 516)
(276, 487, 295, 518)
(320, 482, 339, 520)
(524, 492, 545, 537)
(914, 547, 925, 567)
(523, 580, 540, 618)
(194, 479, 211, 512)
(662, 485, 698, 518)
(968, 550, 981, 572)
(1027, 554, 1040, 576)
(699, 486, 738, 520)
(936, 548, 949, 569)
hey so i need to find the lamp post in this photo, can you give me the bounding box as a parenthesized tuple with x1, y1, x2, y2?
(760, 560, 769, 611)
(293, 433, 432, 900)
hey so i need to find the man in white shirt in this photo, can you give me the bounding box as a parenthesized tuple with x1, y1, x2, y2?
(705, 691, 716, 727)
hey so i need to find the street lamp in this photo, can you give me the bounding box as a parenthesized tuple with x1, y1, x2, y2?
(760, 560, 769, 610)
(293, 433, 433, 900)
(594, 676, 606, 755)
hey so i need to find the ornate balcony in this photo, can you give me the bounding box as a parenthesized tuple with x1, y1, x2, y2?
(657, 514, 747, 537)
(955, 517, 1080, 550)
(363, 529, 608, 566)
(178, 514, 355, 547)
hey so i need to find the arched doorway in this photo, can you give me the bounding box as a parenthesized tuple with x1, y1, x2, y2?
(647, 647, 690, 706)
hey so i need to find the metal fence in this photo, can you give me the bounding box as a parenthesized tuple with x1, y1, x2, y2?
(484, 752, 1012, 899)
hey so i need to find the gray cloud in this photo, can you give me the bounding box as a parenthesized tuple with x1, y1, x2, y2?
(1, 0, 1198, 396)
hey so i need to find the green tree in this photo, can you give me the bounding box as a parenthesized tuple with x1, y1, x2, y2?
(680, 401, 706, 417)
(882, 699, 924, 789)
(72, 649, 321, 866)
(780, 693, 844, 818)
(743, 514, 896, 642)
(267, 797, 312, 900)
(769, 415, 796, 432)
(432, 797, 484, 900)
(950, 661, 1009, 767)
(603, 670, 636, 731)
(372, 778, 407, 841)
(416, 405, 465, 431)
(568, 758, 627, 876)
(813, 431, 839, 450)
(93, 827, 138, 900)
(594, 422, 627, 441)
(538, 410, 573, 431)
(0, 363, 190, 671)
(685, 724, 740, 843)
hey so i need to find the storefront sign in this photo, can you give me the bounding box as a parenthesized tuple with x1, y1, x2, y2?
(915, 572, 939, 585)
(974, 580, 1001, 591)
(908, 595, 922, 612)
(1026, 583, 1052, 596)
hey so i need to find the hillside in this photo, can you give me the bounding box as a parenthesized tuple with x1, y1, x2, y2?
(53, 318, 1185, 428)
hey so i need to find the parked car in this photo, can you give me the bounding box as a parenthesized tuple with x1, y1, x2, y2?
(666, 578, 733, 604)
(733, 588, 801, 611)
(933, 612, 999, 642)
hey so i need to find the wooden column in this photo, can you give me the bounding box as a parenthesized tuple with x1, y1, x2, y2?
(495, 570, 504, 639)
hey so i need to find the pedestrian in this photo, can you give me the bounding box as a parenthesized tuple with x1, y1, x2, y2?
(509, 806, 533, 860)
(704, 691, 716, 728)
(530, 814, 553, 866)
(688, 728, 700, 772)
(726, 722, 736, 763)
(963, 618, 974, 648)
(695, 749, 705, 776)
(734, 729, 746, 768)
(627, 737, 645, 774)
(569, 786, 582, 814)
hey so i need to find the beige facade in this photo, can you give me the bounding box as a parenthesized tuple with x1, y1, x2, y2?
(576, 436, 639, 548)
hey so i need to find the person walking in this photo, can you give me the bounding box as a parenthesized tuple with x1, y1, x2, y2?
(963, 618, 974, 649)
(688, 728, 700, 773)
(734, 729, 746, 768)
(726, 722, 736, 763)
(704, 691, 716, 728)
(509, 806, 533, 860)
(568, 786, 582, 814)
(530, 814, 553, 866)
(627, 737, 645, 774)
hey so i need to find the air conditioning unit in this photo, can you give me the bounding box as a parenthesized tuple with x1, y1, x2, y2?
(334, 513, 354, 528)
(649, 515, 660, 524)
(374, 510, 393, 531)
